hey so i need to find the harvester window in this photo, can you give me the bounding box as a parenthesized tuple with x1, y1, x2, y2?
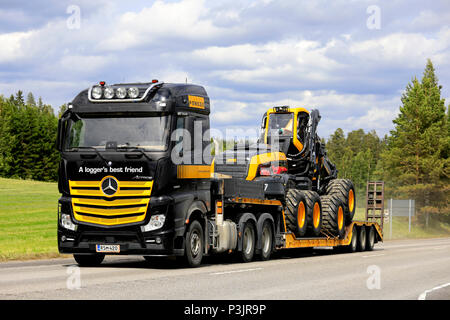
(268, 113, 293, 136)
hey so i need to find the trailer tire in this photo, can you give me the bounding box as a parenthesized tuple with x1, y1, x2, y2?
(73, 254, 104, 267)
(320, 195, 345, 238)
(183, 220, 204, 268)
(366, 226, 375, 251)
(357, 226, 367, 252)
(259, 220, 273, 261)
(285, 189, 308, 237)
(240, 221, 256, 263)
(326, 179, 356, 225)
(304, 191, 322, 237)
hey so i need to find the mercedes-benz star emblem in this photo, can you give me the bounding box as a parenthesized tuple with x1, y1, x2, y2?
(101, 177, 118, 196)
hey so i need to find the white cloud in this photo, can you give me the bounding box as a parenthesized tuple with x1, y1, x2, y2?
(0, 30, 33, 62)
(98, 0, 239, 51)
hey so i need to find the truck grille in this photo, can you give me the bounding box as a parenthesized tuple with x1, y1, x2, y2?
(69, 179, 153, 226)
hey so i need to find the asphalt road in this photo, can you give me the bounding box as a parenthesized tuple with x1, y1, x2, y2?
(1, 238, 449, 300)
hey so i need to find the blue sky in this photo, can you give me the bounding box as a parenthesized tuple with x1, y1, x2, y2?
(0, 0, 449, 139)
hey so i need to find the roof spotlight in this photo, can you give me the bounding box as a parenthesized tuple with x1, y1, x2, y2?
(92, 86, 103, 99)
(116, 87, 127, 99)
(128, 87, 139, 99)
(104, 87, 115, 99)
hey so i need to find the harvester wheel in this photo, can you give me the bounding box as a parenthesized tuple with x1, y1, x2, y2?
(285, 189, 308, 237)
(326, 179, 356, 225)
(320, 195, 346, 238)
(304, 191, 322, 237)
(345, 225, 358, 253)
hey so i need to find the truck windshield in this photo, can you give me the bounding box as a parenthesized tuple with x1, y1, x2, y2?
(64, 115, 171, 151)
(268, 113, 293, 136)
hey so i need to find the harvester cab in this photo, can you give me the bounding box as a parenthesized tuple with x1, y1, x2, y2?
(258, 106, 337, 192)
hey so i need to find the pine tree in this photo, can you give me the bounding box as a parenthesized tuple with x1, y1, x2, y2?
(380, 60, 449, 225)
(26, 92, 36, 107)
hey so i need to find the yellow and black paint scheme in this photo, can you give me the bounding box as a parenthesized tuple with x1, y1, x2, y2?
(57, 82, 214, 257)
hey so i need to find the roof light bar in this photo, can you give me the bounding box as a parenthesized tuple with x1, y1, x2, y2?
(87, 80, 163, 103)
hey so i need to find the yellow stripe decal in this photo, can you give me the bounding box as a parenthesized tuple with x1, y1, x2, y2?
(177, 165, 211, 179)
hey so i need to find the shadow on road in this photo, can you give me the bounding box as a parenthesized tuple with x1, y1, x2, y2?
(62, 246, 381, 270)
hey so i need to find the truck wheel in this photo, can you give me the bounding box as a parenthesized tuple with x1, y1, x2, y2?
(285, 189, 308, 237)
(184, 220, 204, 267)
(320, 195, 345, 238)
(73, 254, 104, 267)
(366, 226, 375, 251)
(357, 226, 367, 251)
(326, 179, 356, 225)
(304, 191, 322, 237)
(240, 221, 256, 262)
(259, 221, 273, 261)
(346, 225, 358, 253)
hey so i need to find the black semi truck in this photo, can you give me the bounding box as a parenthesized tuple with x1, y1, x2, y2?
(56, 80, 382, 267)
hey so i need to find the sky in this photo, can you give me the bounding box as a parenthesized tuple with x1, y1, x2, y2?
(0, 0, 449, 139)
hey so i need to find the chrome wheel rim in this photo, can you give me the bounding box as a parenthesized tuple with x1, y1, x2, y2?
(262, 226, 271, 254)
(243, 227, 253, 255)
(190, 231, 200, 257)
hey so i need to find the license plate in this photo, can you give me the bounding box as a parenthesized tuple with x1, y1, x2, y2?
(96, 244, 120, 253)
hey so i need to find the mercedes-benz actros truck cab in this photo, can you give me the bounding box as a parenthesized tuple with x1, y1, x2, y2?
(56, 80, 213, 266)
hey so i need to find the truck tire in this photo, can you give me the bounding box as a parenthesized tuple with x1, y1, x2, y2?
(320, 194, 345, 238)
(285, 189, 308, 237)
(357, 226, 367, 251)
(73, 254, 104, 267)
(345, 225, 358, 253)
(304, 190, 322, 237)
(259, 220, 273, 261)
(326, 179, 356, 225)
(240, 221, 256, 262)
(184, 220, 204, 267)
(366, 226, 375, 251)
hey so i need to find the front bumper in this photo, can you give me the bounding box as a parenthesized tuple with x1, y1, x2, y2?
(58, 226, 184, 256)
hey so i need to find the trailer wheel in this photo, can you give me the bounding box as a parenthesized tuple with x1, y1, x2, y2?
(259, 221, 273, 261)
(184, 220, 204, 267)
(240, 221, 256, 262)
(304, 191, 322, 237)
(73, 254, 104, 267)
(285, 189, 308, 237)
(357, 226, 367, 252)
(320, 195, 345, 238)
(366, 226, 375, 251)
(346, 225, 358, 253)
(326, 179, 356, 225)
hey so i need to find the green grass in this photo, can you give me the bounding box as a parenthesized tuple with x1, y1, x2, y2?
(0, 177, 62, 261)
(354, 206, 450, 240)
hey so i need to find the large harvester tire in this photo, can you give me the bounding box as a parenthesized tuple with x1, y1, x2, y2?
(326, 179, 356, 225)
(320, 194, 345, 238)
(285, 189, 308, 237)
(303, 190, 322, 237)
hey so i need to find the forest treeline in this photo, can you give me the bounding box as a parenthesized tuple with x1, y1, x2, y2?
(0, 60, 448, 224)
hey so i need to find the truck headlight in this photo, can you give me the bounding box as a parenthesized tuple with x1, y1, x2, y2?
(61, 213, 77, 231)
(141, 214, 166, 232)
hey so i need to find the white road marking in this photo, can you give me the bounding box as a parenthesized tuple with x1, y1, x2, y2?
(362, 254, 385, 258)
(210, 268, 263, 275)
(418, 282, 450, 300)
(432, 246, 449, 250)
